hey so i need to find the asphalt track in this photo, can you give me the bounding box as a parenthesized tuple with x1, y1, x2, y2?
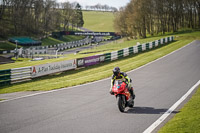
(58, 39, 112, 55)
(0, 40, 200, 133)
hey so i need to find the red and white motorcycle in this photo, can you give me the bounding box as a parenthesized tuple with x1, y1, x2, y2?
(112, 79, 134, 112)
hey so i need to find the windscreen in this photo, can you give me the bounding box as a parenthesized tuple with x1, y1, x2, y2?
(114, 79, 123, 86)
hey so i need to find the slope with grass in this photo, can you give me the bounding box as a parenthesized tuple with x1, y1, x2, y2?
(0, 31, 199, 93)
(58, 35, 85, 42)
(83, 11, 115, 32)
(0, 41, 20, 51)
(41, 37, 64, 46)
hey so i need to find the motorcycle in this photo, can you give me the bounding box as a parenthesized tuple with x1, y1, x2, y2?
(112, 79, 134, 112)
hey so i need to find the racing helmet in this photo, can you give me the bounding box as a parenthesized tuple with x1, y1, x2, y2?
(113, 67, 120, 76)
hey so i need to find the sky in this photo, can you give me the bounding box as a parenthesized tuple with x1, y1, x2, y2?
(56, 0, 130, 9)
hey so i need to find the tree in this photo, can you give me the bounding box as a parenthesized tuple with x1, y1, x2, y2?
(0, 0, 6, 20)
(34, 0, 44, 34)
(114, 0, 200, 38)
(61, 2, 75, 31)
(74, 3, 84, 28)
(114, 7, 128, 36)
(197, 1, 200, 28)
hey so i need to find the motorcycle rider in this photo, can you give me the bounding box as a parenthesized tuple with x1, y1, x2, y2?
(110, 67, 135, 100)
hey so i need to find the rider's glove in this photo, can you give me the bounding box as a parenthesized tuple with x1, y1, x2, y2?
(109, 90, 114, 95)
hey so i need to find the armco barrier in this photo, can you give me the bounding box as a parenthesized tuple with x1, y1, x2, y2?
(0, 67, 32, 85)
(123, 48, 129, 57)
(104, 53, 111, 61)
(129, 47, 133, 54)
(0, 69, 11, 86)
(118, 50, 123, 58)
(11, 67, 32, 84)
(0, 36, 174, 86)
(138, 45, 142, 52)
(111, 51, 118, 61)
(107, 36, 174, 63)
(1, 37, 92, 55)
(77, 36, 174, 69)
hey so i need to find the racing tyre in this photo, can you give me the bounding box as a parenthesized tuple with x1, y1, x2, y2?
(117, 95, 126, 112)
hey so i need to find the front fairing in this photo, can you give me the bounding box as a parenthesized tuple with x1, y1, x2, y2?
(112, 80, 131, 101)
(112, 80, 126, 93)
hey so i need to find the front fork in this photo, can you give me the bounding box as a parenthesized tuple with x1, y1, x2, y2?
(116, 94, 127, 107)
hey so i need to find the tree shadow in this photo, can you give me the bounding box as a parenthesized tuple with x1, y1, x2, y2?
(126, 106, 180, 114)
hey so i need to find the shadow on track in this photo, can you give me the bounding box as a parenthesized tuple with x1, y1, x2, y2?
(126, 106, 179, 114)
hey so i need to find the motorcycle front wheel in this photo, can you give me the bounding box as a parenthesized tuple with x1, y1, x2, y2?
(117, 95, 126, 112)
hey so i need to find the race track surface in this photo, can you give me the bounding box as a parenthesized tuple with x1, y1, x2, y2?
(0, 40, 200, 133)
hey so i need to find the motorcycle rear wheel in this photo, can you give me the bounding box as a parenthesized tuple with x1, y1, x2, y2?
(117, 95, 126, 112)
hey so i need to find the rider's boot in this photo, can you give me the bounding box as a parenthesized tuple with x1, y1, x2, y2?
(129, 87, 135, 100)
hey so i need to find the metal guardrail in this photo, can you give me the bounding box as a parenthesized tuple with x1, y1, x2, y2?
(11, 67, 32, 84)
(0, 67, 32, 86)
(0, 69, 11, 86)
(0, 37, 92, 55)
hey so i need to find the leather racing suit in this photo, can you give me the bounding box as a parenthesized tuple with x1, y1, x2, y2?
(110, 72, 135, 99)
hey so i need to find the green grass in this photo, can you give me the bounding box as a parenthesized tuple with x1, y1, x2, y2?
(0, 35, 174, 70)
(0, 41, 20, 51)
(0, 31, 199, 93)
(83, 11, 115, 32)
(41, 37, 64, 46)
(0, 36, 86, 51)
(11, 57, 31, 62)
(159, 86, 200, 133)
(58, 35, 85, 42)
(80, 35, 174, 54)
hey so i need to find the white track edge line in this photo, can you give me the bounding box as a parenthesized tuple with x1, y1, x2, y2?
(0, 40, 196, 103)
(143, 79, 200, 133)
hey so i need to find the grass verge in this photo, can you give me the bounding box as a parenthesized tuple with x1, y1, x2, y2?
(0, 31, 199, 93)
(158, 86, 200, 133)
(0, 35, 176, 70)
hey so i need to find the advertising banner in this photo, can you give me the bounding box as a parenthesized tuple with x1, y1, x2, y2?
(32, 59, 76, 77)
(59, 31, 118, 36)
(77, 55, 105, 67)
